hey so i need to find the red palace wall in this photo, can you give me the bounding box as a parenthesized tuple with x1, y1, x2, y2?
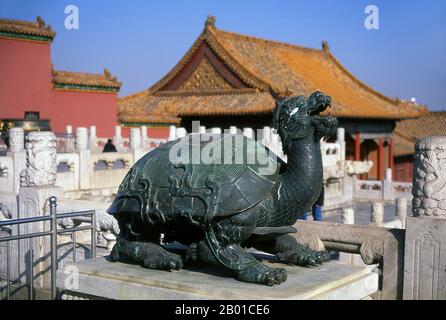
(0, 36, 118, 138)
(51, 89, 117, 137)
(0, 37, 52, 119)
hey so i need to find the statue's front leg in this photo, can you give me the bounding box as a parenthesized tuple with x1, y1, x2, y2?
(188, 209, 288, 286)
(191, 239, 287, 286)
(110, 235, 183, 271)
(275, 235, 329, 266)
(247, 233, 329, 266)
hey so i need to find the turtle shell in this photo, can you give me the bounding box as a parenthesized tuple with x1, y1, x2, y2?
(107, 134, 284, 219)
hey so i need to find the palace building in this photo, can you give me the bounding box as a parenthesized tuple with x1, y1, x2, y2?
(0, 17, 121, 137)
(117, 16, 426, 180)
(393, 111, 446, 182)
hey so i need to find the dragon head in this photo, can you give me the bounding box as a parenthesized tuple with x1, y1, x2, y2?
(273, 91, 338, 154)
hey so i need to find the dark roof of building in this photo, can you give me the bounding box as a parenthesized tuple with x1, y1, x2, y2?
(117, 16, 427, 124)
(393, 111, 446, 156)
(0, 17, 56, 42)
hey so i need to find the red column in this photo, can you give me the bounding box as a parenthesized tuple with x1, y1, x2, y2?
(388, 138, 394, 171)
(378, 138, 385, 181)
(354, 132, 361, 161)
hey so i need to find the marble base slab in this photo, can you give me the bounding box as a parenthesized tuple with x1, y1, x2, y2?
(56, 256, 378, 300)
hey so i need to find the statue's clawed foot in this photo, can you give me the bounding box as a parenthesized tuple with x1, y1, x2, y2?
(276, 243, 329, 266)
(238, 262, 287, 286)
(142, 248, 184, 271)
(109, 235, 183, 271)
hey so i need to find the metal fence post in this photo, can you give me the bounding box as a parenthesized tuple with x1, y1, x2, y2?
(28, 246, 34, 300)
(91, 211, 96, 259)
(49, 196, 58, 300)
(6, 241, 10, 300)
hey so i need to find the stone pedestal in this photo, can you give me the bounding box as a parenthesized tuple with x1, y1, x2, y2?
(16, 186, 64, 288)
(56, 257, 378, 300)
(403, 217, 446, 299)
(404, 136, 446, 300)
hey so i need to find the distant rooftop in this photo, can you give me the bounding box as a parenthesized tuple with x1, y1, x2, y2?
(0, 16, 56, 42)
(118, 16, 428, 125)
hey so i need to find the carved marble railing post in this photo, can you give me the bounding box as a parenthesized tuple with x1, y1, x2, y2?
(9, 127, 24, 152)
(211, 127, 221, 134)
(199, 126, 206, 134)
(371, 202, 384, 226)
(243, 127, 254, 139)
(229, 126, 238, 135)
(130, 127, 143, 162)
(336, 127, 345, 162)
(7, 127, 26, 193)
(395, 198, 407, 229)
(76, 127, 90, 190)
(76, 127, 88, 151)
(270, 131, 279, 155)
(113, 125, 122, 150)
(339, 207, 355, 265)
(89, 125, 97, 151)
(141, 125, 148, 150)
(21, 132, 57, 187)
(342, 207, 355, 225)
(262, 126, 272, 147)
(176, 127, 187, 138)
(382, 168, 394, 200)
(129, 128, 141, 149)
(168, 125, 177, 141)
(404, 136, 446, 300)
(17, 131, 63, 288)
(66, 125, 75, 152)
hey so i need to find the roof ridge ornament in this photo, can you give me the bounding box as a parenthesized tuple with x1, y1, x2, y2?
(205, 15, 216, 28)
(36, 16, 52, 31)
(322, 40, 330, 52)
(104, 68, 118, 82)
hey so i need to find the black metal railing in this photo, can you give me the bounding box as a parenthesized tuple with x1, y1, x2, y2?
(0, 196, 96, 300)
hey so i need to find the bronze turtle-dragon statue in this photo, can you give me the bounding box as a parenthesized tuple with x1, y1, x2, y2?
(107, 91, 338, 286)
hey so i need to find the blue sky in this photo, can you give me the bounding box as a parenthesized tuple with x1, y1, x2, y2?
(2, 0, 446, 110)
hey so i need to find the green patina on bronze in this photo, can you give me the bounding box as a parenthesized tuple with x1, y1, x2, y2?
(107, 91, 338, 286)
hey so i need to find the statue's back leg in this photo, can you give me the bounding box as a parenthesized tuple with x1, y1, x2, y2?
(109, 215, 183, 271)
(190, 209, 287, 286)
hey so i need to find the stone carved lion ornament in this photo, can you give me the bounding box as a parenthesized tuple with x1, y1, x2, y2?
(107, 91, 338, 286)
